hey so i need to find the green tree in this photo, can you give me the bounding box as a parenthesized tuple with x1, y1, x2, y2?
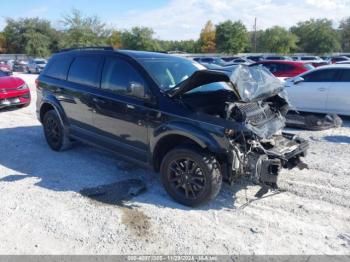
(199, 20, 216, 53)
(59, 9, 110, 48)
(0, 32, 6, 53)
(339, 17, 350, 52)
(120, 27, 160, 51)
(215, 20, 248, 53)
(291, 18, 340, 54)
(259, 26, 298, 53)
(108, 30, 122, 49)
(3, 18, 55, 56)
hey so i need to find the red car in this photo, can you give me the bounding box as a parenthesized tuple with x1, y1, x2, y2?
(254, 60, 314, 78)
(0, 76, 31, 109)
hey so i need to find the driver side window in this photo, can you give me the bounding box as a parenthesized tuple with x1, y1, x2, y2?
(101, 57, 148, 98)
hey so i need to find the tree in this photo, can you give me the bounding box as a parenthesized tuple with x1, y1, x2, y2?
(339, 17, 350, 52)
(259, 26, 298, 53)
(0, 32, 6, 53)
(108, 30, 122, 49)
(215, 20, 248, 53)
(120, 27, 160, 51)
(3, 18, 55, 56)
(199, 20, 216, 53)
(59, 9, 110, 48)
(291, 19, 340, 54)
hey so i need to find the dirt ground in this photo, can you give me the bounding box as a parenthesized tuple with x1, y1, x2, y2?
(0, 73, 349, 254)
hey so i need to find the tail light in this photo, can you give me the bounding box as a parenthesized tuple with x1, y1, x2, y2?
(35, 78, 40, 89)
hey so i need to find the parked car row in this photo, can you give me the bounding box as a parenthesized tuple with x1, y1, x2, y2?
(0, 58, 47, 74)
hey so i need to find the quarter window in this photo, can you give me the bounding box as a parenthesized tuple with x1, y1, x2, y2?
(45, 56, 73, 80)
(68, 56, 102, 87)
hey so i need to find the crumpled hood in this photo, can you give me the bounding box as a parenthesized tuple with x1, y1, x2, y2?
(167, 64, 284, 102)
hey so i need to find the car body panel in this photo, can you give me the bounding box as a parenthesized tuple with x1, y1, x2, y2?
(0, 76, 30, 108)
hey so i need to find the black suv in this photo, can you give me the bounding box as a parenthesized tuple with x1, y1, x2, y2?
(37, 47, 308, 206)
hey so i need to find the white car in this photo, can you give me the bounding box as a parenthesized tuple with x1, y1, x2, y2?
(285, 64, 350, 116)
(27, 59, 47, 74)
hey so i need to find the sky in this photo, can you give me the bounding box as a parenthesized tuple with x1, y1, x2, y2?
(1, 0, 350, 40)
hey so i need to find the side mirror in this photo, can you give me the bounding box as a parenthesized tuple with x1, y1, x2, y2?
(127, 82, 151, 100)
(293, 76, 304, 85)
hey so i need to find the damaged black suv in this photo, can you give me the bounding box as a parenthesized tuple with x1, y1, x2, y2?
(37, 47, 308, 206)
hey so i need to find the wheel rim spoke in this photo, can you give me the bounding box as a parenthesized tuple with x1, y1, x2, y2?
(168, 157, 206, 200)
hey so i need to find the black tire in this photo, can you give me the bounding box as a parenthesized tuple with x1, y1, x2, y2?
(43, 110, 71, 151)
(160, 146, 222, 206)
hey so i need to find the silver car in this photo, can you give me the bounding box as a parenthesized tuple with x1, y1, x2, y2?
(27, 59, 47, 74)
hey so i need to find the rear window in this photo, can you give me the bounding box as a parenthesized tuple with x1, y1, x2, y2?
(45, 56, 73, 80)
(67, 56, 102, 87)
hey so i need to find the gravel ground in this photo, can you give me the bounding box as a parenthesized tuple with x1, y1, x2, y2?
(0, 73, 349, 255)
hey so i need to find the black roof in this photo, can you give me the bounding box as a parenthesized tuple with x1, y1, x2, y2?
(57, 47, 175, 60)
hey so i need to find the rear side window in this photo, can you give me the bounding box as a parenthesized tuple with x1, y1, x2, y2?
(277, 63, 294, 71)
(68, 56, 102, 87)
(45, 56, 73, 80)
(101, 57, 146, 96)
(303, 69, 339, 82)
(339, 69, 350, 82)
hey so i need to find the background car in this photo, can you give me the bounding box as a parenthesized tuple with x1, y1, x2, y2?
(263, 55, 293, 61)
(291, 56, 329, 67)
(336, 60, 350, 65)
(246, 55, 264, 62)
(285, 64, 350, 116)
(12, 60, 29, 72)
(0, 60, 13, 74)
(330, 56, 350, 64)
(27, 58, 47, 74)
(0, 69, 11, 77)
(254, 60, 314, 79)
(193, 57, 234, 66)
(0, 76, 30, 109)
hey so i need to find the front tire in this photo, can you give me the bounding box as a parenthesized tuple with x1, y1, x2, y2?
(43, 110, 71, 151)
(160, 146, 222, 206)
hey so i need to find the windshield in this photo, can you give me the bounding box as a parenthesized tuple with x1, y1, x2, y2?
(140, 57, 205, 91)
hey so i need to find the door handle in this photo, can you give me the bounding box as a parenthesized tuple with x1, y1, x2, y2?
(126, 104, 135, 109)
(318, 87, 326, 92)
(92, 97, 106, 104)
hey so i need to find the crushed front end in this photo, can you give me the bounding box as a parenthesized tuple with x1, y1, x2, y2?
(225, 95, 309, 191)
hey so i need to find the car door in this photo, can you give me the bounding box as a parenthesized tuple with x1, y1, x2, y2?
(326, 68, 350, 116)
(62, 55, 103, 132)
(286, 69, 339, 113)
(90, 56, 153, 163)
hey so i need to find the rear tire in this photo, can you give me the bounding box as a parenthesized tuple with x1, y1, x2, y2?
(160, 146, 222, 206)
(43, 110, 71, 151)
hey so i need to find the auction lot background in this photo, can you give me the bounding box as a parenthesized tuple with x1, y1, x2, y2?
(0, 0, 350, 256)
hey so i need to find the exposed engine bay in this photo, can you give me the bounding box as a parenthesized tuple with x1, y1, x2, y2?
(178, 65, 309, 193)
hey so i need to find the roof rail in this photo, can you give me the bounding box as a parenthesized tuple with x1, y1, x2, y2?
(59, 46, 114, 52)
